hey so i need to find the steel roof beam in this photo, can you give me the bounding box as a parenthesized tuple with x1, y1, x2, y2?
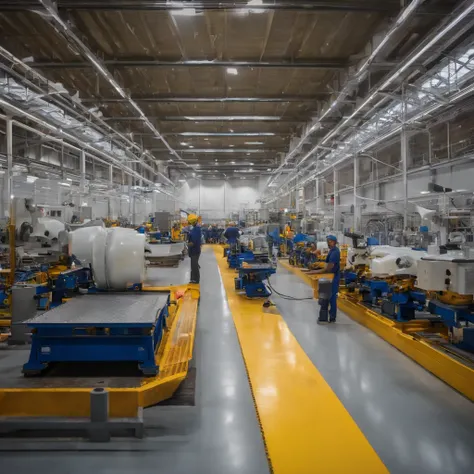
(36, 0, 190, 172)
(80, 95, 330, 103)
(0, 1, 404, 13)
(103, 116, 299, 122)
(30, 58, 347, 69)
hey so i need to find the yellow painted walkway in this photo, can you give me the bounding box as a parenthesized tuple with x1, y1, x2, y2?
(212, 247, 387, 474)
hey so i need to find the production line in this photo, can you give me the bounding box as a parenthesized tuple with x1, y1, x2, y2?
(0, 206, 199, 436)
(2, 2, 474, 471)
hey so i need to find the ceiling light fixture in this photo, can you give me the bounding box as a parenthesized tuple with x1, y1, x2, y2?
(245, 141, 264, 145)
(227, 67, 238, 75)
(172, 8, 197, 16)
(231, 161, 236, 164)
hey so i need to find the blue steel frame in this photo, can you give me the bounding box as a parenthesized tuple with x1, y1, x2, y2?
(236, 266, 276, 298)
(23, 294, 170, 376)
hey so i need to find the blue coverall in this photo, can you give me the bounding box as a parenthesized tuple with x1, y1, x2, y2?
(319, 246, 340, 322)
(188, 225, 202, 283)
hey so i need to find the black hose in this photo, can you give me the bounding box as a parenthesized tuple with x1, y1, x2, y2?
(266, 276, 314, 301)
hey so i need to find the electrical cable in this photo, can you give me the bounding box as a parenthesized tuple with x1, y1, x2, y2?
(266, 276, 314, 301)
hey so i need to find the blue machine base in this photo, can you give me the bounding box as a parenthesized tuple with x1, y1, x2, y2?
(23, 297, 169, 377)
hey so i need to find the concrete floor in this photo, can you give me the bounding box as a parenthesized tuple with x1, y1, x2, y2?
(1, 249, 474, 473)
(270, 266, 474, 474)
(0, 250, 269, 474)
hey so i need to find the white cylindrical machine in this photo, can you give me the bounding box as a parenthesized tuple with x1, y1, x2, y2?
(69, 227, 146, 290)
(69, 226, 106, 266)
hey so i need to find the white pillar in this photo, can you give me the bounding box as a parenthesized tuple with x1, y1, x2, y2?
(80, 149, 86, 195)
(401, 128, 409, 229)
(353, 155, 361, 232)
(333, 168, 339, 231)
(5, 117, 12, 218)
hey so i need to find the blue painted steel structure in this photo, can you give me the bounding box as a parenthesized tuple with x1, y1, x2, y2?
(427, 300, 474, 352)
(23, 293, 170, 376)
(235, 264, 276, 298)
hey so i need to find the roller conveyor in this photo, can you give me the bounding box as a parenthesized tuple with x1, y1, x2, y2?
(22, 293, 170, 376)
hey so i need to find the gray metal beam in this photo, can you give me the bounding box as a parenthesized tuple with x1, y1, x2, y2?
(80, 96, 329, 103)
(30, 58, 347, 69)
(103, 116, 299, 122)
(0, 1, 404, 12)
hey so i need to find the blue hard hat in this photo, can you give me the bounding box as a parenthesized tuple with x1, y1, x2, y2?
(326, 234, 338, 242)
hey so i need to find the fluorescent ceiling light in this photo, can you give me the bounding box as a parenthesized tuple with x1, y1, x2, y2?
(229, 145, 234, 147)
(27, 175, 38, 183)
(59, 182, 71, 187)
(172, 8, 196, 16)
(183, 116, 280, 121)
(267, 168, 271, 171)
(420, 191, 430, 195)
(250, 162, 254, 165)
(66, 177, 73, 181)
(231, 161, 236, 164)
(178, 179, 186, 182)
(189, 145, 194, 148)
(180, 142, 187, 146)
(245, 141, 264, 145)
(227, 68, 238, 75)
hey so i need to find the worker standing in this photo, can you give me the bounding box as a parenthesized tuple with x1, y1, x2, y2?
(310, 235, 340, 323)
(187, 214, 202, 284)
(224, 223, 241, 253)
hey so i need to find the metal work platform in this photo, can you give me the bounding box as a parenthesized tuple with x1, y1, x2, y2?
(25, 293, 168, 326)
(0, 287, 198, 420)
(22, 293, 170, 376)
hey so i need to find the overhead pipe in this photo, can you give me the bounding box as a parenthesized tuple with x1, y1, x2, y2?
(268, 0, 474, 197)
(0, 100, 158, 189)
(37, 0, 190, 172)
(30, 58, 347, 69)
(267, 0, 426, 186)
(0, 45, 174, 186)
(275, 77, 474, 200)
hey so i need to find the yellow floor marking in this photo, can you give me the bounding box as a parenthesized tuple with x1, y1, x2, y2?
(212, 247, 387, 474)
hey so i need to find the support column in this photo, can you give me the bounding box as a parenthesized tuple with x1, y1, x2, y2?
(353, 155, 361, 232)
(333, 168, 339, 232)
(80, 150, 86, 195)
(315, 177, 320, 212)
(5, 117, 12, 218)
(128, 171, 133, 224)
(108, 165, 113, 219)
(401, 128, 409, 229)
(401, 86, 409, 229)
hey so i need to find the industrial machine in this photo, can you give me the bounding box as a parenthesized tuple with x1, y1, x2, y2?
(417, 255, 474, 351)
(234, 263, 276, 298)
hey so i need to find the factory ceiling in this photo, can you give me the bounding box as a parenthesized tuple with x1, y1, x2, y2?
(0, 0, 464, 184)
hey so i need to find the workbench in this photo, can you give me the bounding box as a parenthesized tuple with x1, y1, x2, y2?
(22, 292, 169, 376)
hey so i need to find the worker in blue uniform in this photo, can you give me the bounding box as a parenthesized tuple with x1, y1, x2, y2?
(310, 235, 340, 323)
(187, 214, 202, 284)
(224, 223, 241, 254)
